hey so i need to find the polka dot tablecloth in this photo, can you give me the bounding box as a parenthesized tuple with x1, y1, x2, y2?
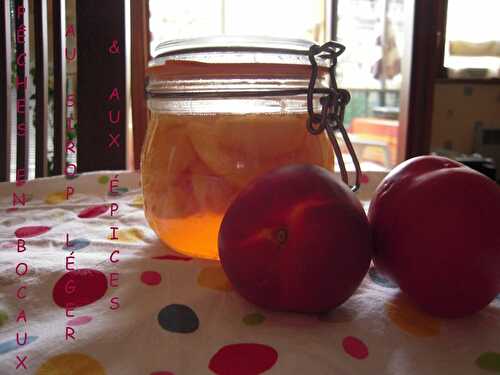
(0, 171, 499, 374)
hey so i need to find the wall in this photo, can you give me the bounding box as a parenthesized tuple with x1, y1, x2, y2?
(430, 82, 500, 154)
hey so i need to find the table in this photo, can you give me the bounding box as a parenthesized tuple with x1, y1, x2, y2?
(0, 171, 499, 374)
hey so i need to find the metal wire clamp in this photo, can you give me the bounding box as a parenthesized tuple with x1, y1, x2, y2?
(306, 41, 362, 192)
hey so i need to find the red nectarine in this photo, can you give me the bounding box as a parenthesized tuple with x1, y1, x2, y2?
(218, 164, 372, 313)
(368, 155, 500, 318)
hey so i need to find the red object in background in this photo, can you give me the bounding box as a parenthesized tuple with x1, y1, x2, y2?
(218, 164, 372, 313)
(368, 156, 500, 318)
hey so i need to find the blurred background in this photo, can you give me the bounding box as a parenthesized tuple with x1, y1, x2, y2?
(2, 0, 500, 181)
(148, 0, 499, 174)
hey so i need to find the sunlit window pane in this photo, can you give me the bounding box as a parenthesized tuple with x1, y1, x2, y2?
(223, 0, 326, 42)
(336, 0, 405, 90)
(444, 0, 500, 77)
(149, 0, 224, 51)
(148, 0, 326, 52)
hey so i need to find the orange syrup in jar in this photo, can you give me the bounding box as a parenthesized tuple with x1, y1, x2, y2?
(141, 111, 334, 260)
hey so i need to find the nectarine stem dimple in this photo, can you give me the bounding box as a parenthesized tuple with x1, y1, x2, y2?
(275, 228, 288, 245)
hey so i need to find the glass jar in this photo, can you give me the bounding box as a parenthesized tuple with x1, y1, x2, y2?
(142, 36, 359, 260)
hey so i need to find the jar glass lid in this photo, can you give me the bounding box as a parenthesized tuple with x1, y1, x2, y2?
(152, 35, 325, 59)
(147, 35, 335, 86)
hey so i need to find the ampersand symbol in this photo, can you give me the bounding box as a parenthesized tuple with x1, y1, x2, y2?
(108, 40, 120, 54)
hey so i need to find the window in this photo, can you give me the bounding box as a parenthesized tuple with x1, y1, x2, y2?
(335, 0, 405, 170)
(444, 0, 500, 79)
(149, 0, 327, 52)
(148, 0, 411, 171)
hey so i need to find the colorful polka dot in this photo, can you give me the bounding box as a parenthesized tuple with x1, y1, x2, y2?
(108, 227, 145, 242)
(98, 175, 109, 184)
(141, 271, 162, 286)
(1, 216, 25, 226)
(368, 267, 398, 288)
(53, 269, 108, 308)
(475, 352, 500, 372)
(0, 311, 8, 327)
(342, 336, 369, 359)
(209, 343, 278, 375)
(63, 238, 91, 251)
(152, 254, 192, 261)
(197, 266, 232, 292)
(243, 313, 265, 326)
(0, 336, 38, 355)
(386, 294, 440, 337)
(45, 191, 67, 204)
(0, 240, 17, 249)
(15, 225, 51, 238)
(130, 195, 144, 208)
(67, 316, 93, 326)
(36, 352, 105, 375)
(158, 304, 199, 334)
(78, 204, 109, 218)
